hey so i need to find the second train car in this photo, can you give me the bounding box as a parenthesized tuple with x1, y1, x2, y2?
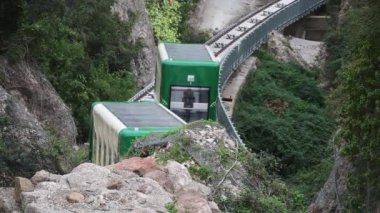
(155, 43, 220, 122)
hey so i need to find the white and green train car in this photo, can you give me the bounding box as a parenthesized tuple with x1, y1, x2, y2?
(91, 102, 185, 166)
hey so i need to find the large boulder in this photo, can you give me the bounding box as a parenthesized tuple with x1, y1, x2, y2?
(21, 163, 173, 212)
(0, 187, 20, 212)
(0, 86, 62, 186)
(0, 58, 78, 186)
(108, 157, 160, 176)
(112, 0, 156, 88)
(0, 58, 77, 143)
(1, 159, 219, 212)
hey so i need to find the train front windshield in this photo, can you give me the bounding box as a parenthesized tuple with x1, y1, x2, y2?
(170, 86, 209, 122)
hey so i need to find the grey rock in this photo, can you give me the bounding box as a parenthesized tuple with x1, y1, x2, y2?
(0, 187, 21, 212)
(0, 57, 78, 186)
(112, 0, 156, 88)
(165, 161, 193, 194)
(31, 170, 61, 184)
(111, 169, 139, 179)
(176, 191, 212, 213)
(179, 181, 212, 198)
(21, 163, 173, 212)
(0, 86, 59, 185)
(14, 177, 34, 203)
(267, 31, 308, 67)
(144, 170, 174, 194)
(209, 201, 221, 213)
(0, 58, 77, 144)
(309, 145, 351, 213)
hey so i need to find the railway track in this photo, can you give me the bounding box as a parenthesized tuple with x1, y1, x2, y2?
(132, 0, 326, 145)
(128, 81, 155, 102)
(207, 0, 302, 59)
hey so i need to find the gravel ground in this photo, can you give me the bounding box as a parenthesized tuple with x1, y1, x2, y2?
(289, 36, 324, 68)
(190, 0, 266, 32)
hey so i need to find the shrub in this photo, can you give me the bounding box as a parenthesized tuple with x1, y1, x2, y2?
(5, 0, 139, 140)
(234, 50, 335, 206)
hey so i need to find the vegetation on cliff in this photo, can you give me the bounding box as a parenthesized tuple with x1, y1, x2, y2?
(146, 0, 207, 43)
(324, 0, 380, 211)
(1, 0, 139, 140)
(234, 50, 336, 207)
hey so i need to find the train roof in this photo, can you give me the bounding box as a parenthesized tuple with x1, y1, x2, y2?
(93, 102, 186, 128)
(158, 43, 217, 62)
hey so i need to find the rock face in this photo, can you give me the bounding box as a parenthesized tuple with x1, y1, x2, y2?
(0, 58, 77, 143)
(0, 86, 61, 186)
(0, 58, 78, 187)
(0, 188, 20, 212)
(267, 31, 309, 67)
(309, 133, 352, 212)
(14, 177, 34, 203)
(112, 0, 156, 88)
(0, 159, 219, 212)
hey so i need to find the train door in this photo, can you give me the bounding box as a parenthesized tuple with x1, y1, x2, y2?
(169, 86, 209, 122)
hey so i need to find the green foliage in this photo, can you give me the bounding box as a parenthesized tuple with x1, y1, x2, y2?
(47, 135, 89, 173)
(234, 50, 335, 176)
(165, 202, 177, 213)
(220, 188, 290, 213)
(176, 0, 209, 43)
(4, 0, 139, 140)
(146, 0, 207, 43)
(146, 0, 181, 42)
(332, 1, 380, 211)
(189, 165, 212, 181)
(233, 50, 335, 208)
(286, 156, 333, 203)
(216, 146, 309, 212)
(157, 141, 191, 164)
(217, 143, 231, 165)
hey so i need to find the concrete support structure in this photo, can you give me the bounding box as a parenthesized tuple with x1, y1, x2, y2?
(284, 15, 330, 41)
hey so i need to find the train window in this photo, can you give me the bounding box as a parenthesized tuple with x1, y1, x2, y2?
(170, 86, 209, 122)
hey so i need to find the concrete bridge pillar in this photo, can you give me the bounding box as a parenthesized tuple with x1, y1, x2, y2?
(284, 15, 330, 41)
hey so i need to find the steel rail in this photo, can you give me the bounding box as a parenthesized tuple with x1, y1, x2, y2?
(128, 81, 155, 102)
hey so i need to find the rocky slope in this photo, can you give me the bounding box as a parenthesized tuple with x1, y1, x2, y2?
(0, 122, 265, 212)
(267, 31, 323, 68)
(0, 59, 78, 187)
(0, 58, 77, 143)
(0, 158, 219, 213)
(0, 0, 157, 187)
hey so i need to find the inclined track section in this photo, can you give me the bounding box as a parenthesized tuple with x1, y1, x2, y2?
(207, 0, 296, 59)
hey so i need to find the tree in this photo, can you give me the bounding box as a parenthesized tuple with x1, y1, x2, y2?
(339, 0, 380, 210)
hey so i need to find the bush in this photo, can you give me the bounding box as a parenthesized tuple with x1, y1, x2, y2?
(5, 0, 139, 140)
(234, 50, 335, 205)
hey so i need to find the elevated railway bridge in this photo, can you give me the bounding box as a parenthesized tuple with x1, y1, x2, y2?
(92, 0, 326, 165)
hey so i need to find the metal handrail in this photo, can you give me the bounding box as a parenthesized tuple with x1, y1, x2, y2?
(128, 81, 155, 102)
